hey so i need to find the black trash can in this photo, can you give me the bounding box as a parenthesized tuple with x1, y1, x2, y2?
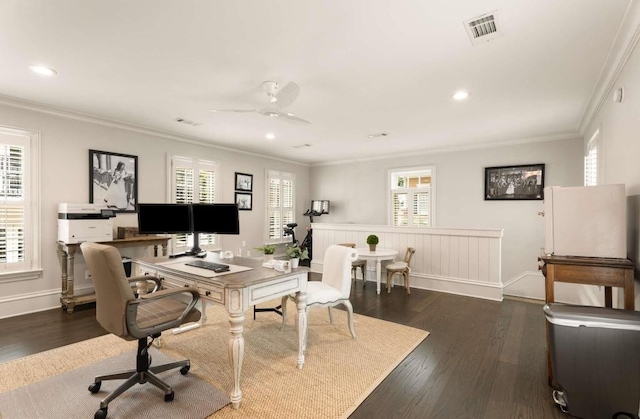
(544, 303, 640, 419)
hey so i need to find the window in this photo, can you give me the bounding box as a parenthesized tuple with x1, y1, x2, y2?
(390, 166, 435, 227)
(267, 170, 295, 243)
(584, 130, 599, 186)
(169, 156, 218, 251)
(0, 127, 40, 280)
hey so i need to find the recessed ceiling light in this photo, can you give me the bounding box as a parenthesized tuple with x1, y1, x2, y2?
(29, 65, 57, 76)
(265, 133, 276, 140)
(453, 90, 469, 100)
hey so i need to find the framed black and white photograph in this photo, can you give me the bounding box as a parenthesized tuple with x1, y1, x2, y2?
(235, 192, 252, 210)
(235, 172, 253, 192)
(89, 149, 138, 212)
(484, 163, 545, 201)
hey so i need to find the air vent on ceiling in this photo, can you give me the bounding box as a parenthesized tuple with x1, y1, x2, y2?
(175, 117, 202, 127)
(293, 143, 312, 149)
(464, 12, 503, 45)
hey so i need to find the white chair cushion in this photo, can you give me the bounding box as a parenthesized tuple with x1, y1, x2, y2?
(306, 281, 344, 305)
(386, 261, 408, 270)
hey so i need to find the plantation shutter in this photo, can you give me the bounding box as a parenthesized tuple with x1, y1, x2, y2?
(267, 171, 295, 243)
(170, 156, 218, 251)
(412, 191, 430, 226)
(584, 135, 598, 186)
(0, 139, 28, 270)
(392, 193, 408, 226)
(197, 163, 216, 245)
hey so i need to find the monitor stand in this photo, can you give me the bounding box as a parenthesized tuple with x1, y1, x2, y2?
(168, 233, 203, 258)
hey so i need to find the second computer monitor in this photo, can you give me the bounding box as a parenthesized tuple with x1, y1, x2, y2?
(191, 203, 240, 235)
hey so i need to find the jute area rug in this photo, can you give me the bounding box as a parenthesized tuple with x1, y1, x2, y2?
(0, 300, 429, 419)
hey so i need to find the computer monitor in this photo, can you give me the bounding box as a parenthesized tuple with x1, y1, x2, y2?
(192, 203, 240, 234)
(137, 203, 192, 234)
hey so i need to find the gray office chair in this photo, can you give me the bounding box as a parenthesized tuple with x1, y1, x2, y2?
(81, 242, 201, 419)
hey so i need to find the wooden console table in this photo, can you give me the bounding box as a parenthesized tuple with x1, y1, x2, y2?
(57, 237, 169, 313)
(539, 255, 635, 310)
(539, 255, 635, 386)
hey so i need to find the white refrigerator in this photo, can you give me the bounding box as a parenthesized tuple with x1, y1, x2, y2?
(544, 184, 627, 259)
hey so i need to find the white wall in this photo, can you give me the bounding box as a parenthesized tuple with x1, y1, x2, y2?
(310, 138, 584, 293)
(584, 33, 640, 309)
(0, 102, 310, 317)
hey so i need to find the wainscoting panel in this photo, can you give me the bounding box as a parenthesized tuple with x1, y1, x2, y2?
(311, 224, 504, 301)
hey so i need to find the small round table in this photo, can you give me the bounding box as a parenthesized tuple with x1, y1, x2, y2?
(355, 248, 399, 295)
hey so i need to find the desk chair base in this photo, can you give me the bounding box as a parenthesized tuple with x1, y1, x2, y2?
(88, 335, 190, 419)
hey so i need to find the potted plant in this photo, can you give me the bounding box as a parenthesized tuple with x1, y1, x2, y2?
(286, 245, 309, 268)
(256, 244, 277, 260)
(366, 234, 379, 252)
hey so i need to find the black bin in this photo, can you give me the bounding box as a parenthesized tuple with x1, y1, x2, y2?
(544, 303, 640, 419)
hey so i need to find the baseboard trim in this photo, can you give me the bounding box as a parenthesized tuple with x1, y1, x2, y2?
(0, 284, 95, 319)
(312, 260, 503, 301)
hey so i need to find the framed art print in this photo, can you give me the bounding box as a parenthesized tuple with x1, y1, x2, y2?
(484, 163, 545, 200)
(89, 149, 138, 212)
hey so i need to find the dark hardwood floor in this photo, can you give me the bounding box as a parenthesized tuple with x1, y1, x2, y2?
(0, 279, 564, 418)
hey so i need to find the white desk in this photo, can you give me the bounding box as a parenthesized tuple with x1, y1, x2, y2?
(356, 248, 398, 294)
(135, 254, 308, 409)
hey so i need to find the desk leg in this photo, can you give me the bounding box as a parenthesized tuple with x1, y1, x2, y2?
(296, 291, 307, 368)
(376, 260, 382, 295)
(228, 312, 245, 409)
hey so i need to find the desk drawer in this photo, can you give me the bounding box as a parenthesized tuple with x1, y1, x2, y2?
(196, 281, 224, 304)
(249, 274, 304, 305)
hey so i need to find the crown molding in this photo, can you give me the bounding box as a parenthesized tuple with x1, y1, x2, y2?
(579, 0, 640, 134)
(0, 94, 309, 167)
(310, 132, 581, 167)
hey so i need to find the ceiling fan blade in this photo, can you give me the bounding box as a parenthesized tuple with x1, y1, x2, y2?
(210, 109, 257, 113)
(255, 108, 310, 124)
(280, 112, 311, 124)
(275, 81, 300, 108)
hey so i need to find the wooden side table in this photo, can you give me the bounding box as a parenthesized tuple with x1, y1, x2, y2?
(539, 255, 635, 310)
(58, 236, 169, 313)
(539, 255, 635, 386)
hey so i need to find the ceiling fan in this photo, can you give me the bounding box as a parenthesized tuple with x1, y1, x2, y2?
(211, 81, 311, 124)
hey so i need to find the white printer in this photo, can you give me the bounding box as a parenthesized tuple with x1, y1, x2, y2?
(58, 203, 116, 244)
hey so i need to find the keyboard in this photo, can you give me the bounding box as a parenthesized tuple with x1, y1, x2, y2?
(185, 260, 230, 273)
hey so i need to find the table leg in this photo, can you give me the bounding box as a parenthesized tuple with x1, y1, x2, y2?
(376, 260, 382, 295)
(153, 245, 158, 257)
(604, 287, 613, 308)
(544, 263, 554, 387)
(66, 247, 77, 314)
(161, 244, 168, 256)
(624, 269, 635, 310)
(59, 248, 68, 300)
(296, 291, 307, 368)
(228, 312, 245, 409)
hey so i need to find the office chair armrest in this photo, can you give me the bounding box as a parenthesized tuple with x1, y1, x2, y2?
(126, 287, 200, 337)
(127, 275, 161, 293)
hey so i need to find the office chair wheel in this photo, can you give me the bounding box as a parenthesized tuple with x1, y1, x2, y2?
(180, 365, 190, 375)
(88, 382, 101, 393)
(94, 407, 107, 419)
(164, 391, 175, 402)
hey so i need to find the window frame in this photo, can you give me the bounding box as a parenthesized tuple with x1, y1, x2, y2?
(0, 126, 41, 283)
(266, 170, 295, 244)
(167, 155, 220, 253)
(388, 165, 436, 228)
